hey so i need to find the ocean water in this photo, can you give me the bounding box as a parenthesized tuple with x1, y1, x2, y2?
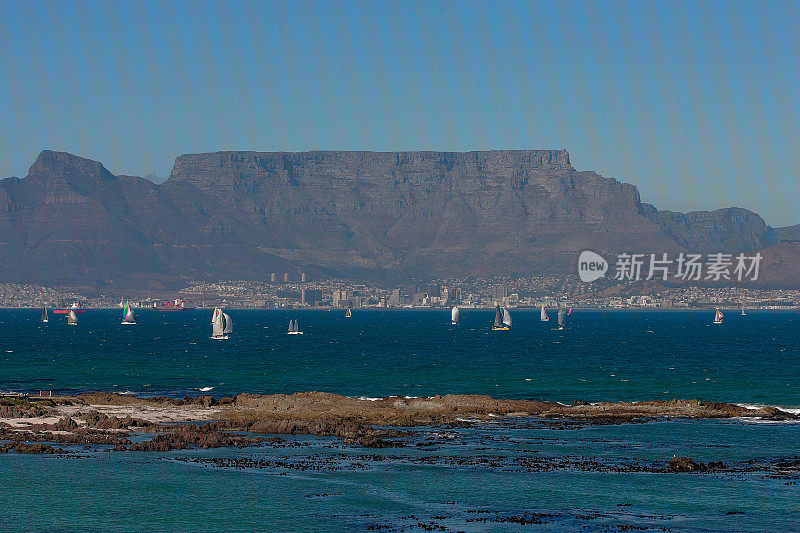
(1, 309, 800, 531)
(1, 308, 799, 406)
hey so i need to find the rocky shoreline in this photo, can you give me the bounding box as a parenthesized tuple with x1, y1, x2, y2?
(1, 392, 797, 454)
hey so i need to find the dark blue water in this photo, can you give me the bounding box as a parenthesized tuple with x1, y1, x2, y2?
(2, 309, 800, 531)
(1, 309, 799, 407)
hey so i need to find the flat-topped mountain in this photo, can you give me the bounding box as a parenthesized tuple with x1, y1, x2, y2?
(0, 149, 795, 288)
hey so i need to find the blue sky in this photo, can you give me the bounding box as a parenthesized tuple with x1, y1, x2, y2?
(1, 0, 798, 225)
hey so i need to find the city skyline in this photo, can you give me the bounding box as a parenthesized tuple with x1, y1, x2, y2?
(1, 0, 799, 225)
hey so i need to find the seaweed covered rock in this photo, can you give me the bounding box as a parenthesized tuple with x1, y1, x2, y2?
(669, 456, 707, 472)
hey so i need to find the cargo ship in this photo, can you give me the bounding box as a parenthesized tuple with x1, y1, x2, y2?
(152, 298, 194, 311)
(52, 301, 87, 314)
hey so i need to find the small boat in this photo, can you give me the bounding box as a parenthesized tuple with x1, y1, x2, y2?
(288, 319, 303, 335)
(67, 308, 78, 326)
(41, 307, 48, 323)
(556, 307, 567, 330)
(211, 308, 231, 339)
(492, 305, 510, 331)
(451, 306, 459, 325)
(121, 302, 136, 325)
(741, 307, 746, 316)
(345, 308, 352, 318)
(540, 303, 549, 322)
(713, 308, 724, 324)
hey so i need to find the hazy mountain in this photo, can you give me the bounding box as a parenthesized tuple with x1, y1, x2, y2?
(0, 149, 796, 288)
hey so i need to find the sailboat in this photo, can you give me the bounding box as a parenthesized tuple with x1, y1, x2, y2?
(223, 312, 233, 336)
(287, 319, 303, 335)
(713, 308, 724, 324)
(492, 305, 510, 331)
(741, 307, 746, 316)
(41, 307, 48, 323)
(451, 306, 459, 325)
(556, 307, 567, 330)
(121, 302, 136, 325)
(211, 308, 230, 339)
(67, 308, 78, 326)
(540, 303, 549, 322)
(345, 308, 352, 318)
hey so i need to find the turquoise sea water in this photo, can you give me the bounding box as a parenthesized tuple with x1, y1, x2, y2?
(1, 309, 799, 531)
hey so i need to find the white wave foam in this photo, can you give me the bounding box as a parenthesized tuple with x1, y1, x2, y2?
(737, 403, 800, 415)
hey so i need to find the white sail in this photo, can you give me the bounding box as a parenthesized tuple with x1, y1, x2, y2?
(345, 308, 352, 318)
(451, 306, 459, 324)
(540, 304, 549, 322)
(557, 307, 567, 328)
(211, 308, 226, 338)
(223, 313, 233, 334)
(42, 307, 48, 323)
(122, 303, 136, 324)
(493, 306, 504, 329)
(288, 318, 302, 334)
(502, 308, 512, 327)
(714, 308, 724, 324)
(67, 309, 78, 325)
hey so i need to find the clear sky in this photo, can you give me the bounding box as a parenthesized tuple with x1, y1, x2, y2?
(1, 0, 798, 225)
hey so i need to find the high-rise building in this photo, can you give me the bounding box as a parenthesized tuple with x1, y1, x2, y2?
(301, 272, 306, 282)
(270, 273, 276, 283)
(388, 288, 403, 307)
(283, 272, 289, 283)
(301, 288, 320, 306)
(492, 285, 508, 301)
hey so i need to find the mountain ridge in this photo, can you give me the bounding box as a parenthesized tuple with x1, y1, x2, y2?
(0, 149, 796, 288)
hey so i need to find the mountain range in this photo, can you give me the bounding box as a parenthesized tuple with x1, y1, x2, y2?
(0, 149, 798, 289)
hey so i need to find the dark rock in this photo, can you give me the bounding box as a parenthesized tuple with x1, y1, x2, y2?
(10, 442, 60, 454)
(127, 426, 263, 452)
(0, 397, 54, 418)
(571, 400, 590, 406)
(669, 456, 707, 472)
(53, 416, 79, 431)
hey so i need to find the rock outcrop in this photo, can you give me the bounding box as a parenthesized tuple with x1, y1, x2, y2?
(643, 206, 777, 253)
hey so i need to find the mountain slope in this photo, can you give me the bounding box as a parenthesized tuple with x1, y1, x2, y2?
(0, 149, 794, 287)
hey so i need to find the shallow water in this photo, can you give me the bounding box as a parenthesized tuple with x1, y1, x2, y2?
(1, 418, 799, 532)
